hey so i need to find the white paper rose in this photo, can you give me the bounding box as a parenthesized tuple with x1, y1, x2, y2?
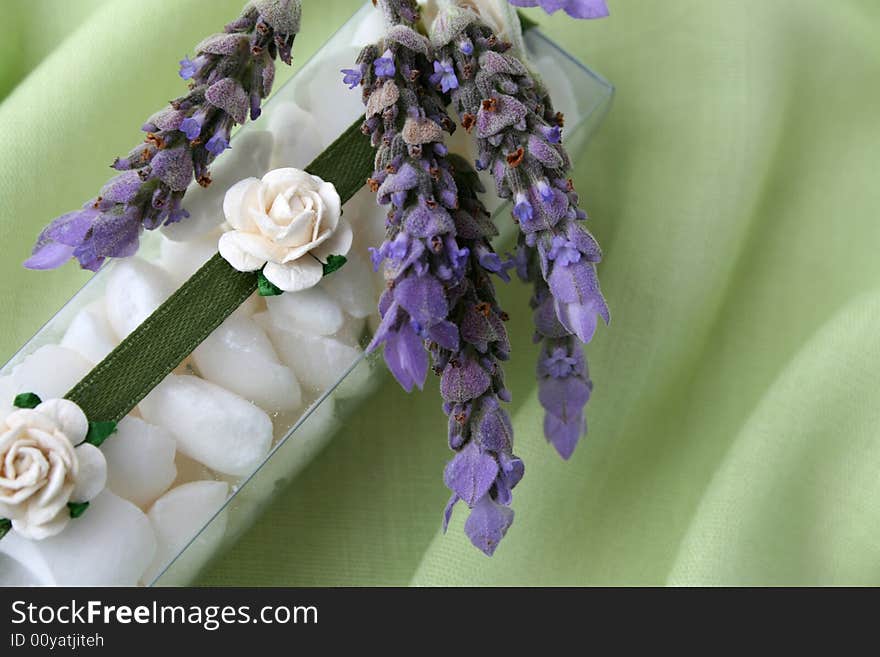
(218, 168, 353, 292)
(0, 399, 107, 540)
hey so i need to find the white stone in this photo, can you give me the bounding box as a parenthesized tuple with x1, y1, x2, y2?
(105, 257, 174, 340)
(102, 417, 178, 509)
(0, 491, 156, 586)
(143, 481, 229, 585)
(266, 287, 346, 336)
(267, 101, 324, 169)
(61, 300, 118, 365)
(158, 230, 220, 286)
(192, 315, 302, 413)
(0, 346, 94, 418)
(293, 47, 365, 146)
(320, 248, 379, 319)
(162, 130, 274, 242)
(263, 322, 367, 394)
(139, 374, 273, 476)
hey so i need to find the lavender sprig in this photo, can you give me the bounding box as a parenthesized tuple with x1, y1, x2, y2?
(25, 0, 301, 271)
(431, 5, 608, 458)
(439, 156, 523, 555)
(356, 0, 522, 554)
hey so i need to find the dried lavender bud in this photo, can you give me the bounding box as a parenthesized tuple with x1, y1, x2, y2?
(26, 0, 301, 271)
(356, 0, 522, 555)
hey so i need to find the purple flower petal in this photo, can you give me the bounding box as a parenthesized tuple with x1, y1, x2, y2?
(24, 242, 76, 270)
(206, 77, 249, 124)
(440, 358, 491, 403)
(464, 495, 514, 556)
(544, 411, 585, 460)
(393, 275, 448, 326)
(382, 321, 428, 392)
(473, 398, 514, 453)
(443, 440, 499, 507)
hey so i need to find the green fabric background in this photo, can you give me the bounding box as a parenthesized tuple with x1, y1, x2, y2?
(1, 0, 879, 586)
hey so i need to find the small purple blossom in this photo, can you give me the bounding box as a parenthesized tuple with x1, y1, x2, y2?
(547, 235, 581, 267)
(541, 124, 563, 143)
(506, 0, 610, 19)
(205, 130, 230, 156)
(430, 59, 459, 93)
(513, 195, 533, 223)
(178, 56, 197, 80)
(374, 49, 396, 78)
(340, 67, 362, 89)
(179, 109, 207, 141)
(541, 347, 577, 378)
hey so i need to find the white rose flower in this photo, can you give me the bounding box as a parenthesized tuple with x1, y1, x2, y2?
(218, 168, 353, 292)
(0, 399, 107, 541)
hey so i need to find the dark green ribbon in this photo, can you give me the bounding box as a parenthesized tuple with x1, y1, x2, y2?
(65, 118, 373, 423)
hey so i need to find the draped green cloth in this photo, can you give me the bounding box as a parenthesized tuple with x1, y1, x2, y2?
(2, 0, 878, 586)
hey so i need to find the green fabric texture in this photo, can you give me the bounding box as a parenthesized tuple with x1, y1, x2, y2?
(1, 0, 879, 586)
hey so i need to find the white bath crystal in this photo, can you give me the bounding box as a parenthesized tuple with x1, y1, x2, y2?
(320, 248, 379, 319)
(0, 345, 93, 418)
(102, 417, 178, 509)
(143, 480, 229, 585)
(105, 258, 174, 340)
(158, 230, 220, 286)
(267, 101, 324, 169)
(266, 287, 346, 336)
(0, 491, 156, 586)
(192, 314, 302, 412)
(61, 300, 118, 365)
(162, 130, 274, 242)
(139, 374, 273, 476)
(263, 321, 368, 396)
(293, 47, 364, 145)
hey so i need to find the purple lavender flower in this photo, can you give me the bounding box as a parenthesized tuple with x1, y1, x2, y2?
(340, 67, 363, 89)
(507, 0, 610, 19)
(373, 49, 396, 78)
(179, 109, 207, 141)
(356, 0, 522, 556)
(432, 7, 609, 460)
(25, 0, 301, 271)
(178, 56, 198, 80)
(430, 59, 459, 93)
